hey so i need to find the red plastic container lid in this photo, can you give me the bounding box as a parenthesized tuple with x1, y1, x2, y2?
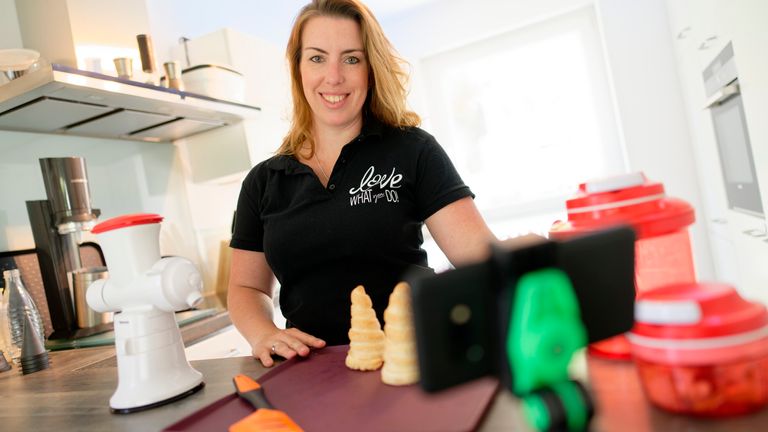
(549, 172, 694, 239)
(92, 213, 163, 234)
(632, 282, 768, 339)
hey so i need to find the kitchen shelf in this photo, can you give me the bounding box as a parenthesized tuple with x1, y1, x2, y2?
(0, 64, 260, 142)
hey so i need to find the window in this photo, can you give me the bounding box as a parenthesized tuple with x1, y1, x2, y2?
(420, 6, 625, 240)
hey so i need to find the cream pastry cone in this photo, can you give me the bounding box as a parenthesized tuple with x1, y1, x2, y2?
(382, 282, 420, 386)
(345, 285, 385, 371)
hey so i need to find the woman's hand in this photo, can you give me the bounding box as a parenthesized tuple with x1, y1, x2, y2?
(227, 249, 326, 367)
(252, 328, 326, 367)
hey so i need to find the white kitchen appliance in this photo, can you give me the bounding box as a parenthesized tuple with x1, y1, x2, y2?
(86, 213, 204, 413)
(703, 42, 763, 217)
(182, 64, 245, 102)
(160, 63, 245, 102)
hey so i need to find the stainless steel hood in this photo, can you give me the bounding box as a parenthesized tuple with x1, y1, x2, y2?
(0, 64, 260, 142)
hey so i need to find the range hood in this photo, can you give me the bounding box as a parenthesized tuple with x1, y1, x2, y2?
(0, 64, 260, 142)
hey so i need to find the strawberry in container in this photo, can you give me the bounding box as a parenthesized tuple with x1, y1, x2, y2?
(628, 282, 768, 416)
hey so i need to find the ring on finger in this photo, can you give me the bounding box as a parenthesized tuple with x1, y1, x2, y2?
(271, 343, 277, 354)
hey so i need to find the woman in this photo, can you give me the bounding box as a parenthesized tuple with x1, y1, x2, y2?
(228, 0, 496, 367)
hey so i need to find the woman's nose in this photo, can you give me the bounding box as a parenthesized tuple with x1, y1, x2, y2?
(325, 62, 344, 85)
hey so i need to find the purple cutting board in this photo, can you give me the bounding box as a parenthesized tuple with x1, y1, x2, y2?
(165, 345, 499, 432)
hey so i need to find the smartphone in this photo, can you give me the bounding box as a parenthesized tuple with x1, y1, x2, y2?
(409, 226, 635, 392)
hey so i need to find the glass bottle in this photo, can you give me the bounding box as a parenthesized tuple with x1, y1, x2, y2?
(0, 281, 12, 359)
(2, 269, 45, 361)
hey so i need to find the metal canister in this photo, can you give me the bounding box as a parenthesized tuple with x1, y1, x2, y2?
(72, 267, 112, 328)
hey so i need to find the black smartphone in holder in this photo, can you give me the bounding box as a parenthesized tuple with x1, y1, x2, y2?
(409, 226, 636, 393)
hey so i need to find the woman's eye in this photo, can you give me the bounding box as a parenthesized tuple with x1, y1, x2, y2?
(344, 56, 360, 65)
(309, 55, 323, 63)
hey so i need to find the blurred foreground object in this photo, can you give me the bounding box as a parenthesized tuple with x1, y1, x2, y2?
(629, 282, 768, 416)
(410, 227, 636, 431)
(550, 172, 695, 360)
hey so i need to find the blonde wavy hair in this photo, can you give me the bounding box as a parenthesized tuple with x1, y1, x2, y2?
(277, 0, 421, 157)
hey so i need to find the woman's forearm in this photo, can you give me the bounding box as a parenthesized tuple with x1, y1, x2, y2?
(227, 284, 280, 348)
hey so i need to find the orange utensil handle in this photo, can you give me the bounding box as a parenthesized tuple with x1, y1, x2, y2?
(230, 374, 304, 432)
(234, 374, 272, 409)
(229, 409, 304, 432)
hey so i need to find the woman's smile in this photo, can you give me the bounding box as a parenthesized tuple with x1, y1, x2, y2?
(321, 93, 349, 106)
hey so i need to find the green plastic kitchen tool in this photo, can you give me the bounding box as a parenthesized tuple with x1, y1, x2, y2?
(507, 267, 592, 431)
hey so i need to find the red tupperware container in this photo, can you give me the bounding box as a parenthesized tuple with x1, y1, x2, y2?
(629, 283, 768, 416)
(549, 172, 697, 359)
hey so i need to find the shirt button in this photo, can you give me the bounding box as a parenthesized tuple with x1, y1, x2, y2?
(329, 184, 336, 190)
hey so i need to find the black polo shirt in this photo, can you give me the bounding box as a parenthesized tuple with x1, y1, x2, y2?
(231, 118, 474, 345)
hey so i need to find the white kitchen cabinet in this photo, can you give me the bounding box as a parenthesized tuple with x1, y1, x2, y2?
(666, 0, 768, 298)
(666, 0, 732, 278)
(666, 0, 729, 213)
(706, 225, 742, 286)
(719, 1, 768, 224)
(711, 0, 768, 298)
(723, 210, 768, 301)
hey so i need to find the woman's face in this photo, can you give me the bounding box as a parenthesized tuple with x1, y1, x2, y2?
(300, 16, 369, 132)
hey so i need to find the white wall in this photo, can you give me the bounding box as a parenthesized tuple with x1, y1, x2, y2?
(0, 0, 22, 49)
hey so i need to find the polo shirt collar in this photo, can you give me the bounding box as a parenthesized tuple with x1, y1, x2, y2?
(359, 113, 384, 139)
(268, 115, 384, 174)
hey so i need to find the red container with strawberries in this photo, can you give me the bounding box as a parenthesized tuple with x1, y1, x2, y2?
(628, 282, 768, 416)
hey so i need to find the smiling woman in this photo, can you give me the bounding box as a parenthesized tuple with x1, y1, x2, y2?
(226, 0, 497, 368)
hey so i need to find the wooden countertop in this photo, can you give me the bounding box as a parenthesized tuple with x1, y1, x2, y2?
(2, 312, 768, 431)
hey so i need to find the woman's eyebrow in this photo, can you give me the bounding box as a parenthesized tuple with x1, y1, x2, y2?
(304, 47, 364, 55)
